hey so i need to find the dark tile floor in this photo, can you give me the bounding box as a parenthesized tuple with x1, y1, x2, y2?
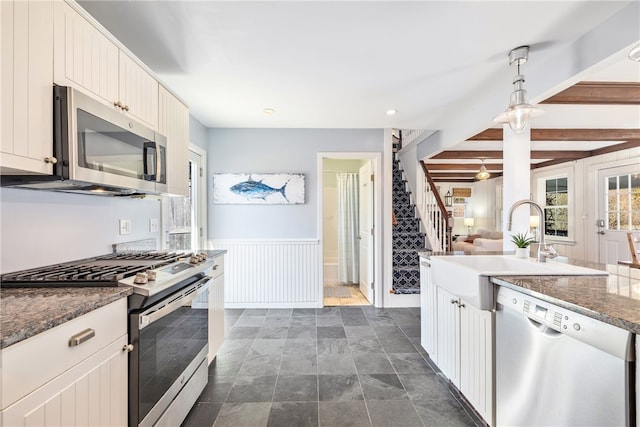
(182, 307, 483, 427)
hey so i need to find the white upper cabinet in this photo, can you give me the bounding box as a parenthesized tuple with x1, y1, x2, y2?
(1, 0, 55, 174)
(53, 1, 158, 130)
(119, 52, 158, 130)
(159, 85, 190, 197)
(52, 0, 118, 109)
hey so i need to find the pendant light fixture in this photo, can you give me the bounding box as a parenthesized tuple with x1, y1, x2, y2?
(476, 159, 490, 181)
(493, 46, 544, 133)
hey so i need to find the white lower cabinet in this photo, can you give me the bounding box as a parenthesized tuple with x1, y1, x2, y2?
(419, 259, 437, 362)
(435, 286, 494, 426)
(459, 300, 493, 425)
(208, 257, 225, 364)
(1, 299, 129, 427)
(435, 287, 460, 385)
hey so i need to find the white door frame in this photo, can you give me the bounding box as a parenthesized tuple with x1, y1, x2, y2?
(586, 157, 640, 263)
(160, 144, 207, 251)
(317, 152, 383, 307)
(190, 144, 208, 250)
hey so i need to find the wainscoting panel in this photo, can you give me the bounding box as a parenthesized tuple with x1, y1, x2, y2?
(209, 239, 320, 308)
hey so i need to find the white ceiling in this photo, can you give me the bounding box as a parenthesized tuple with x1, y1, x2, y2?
(78, 0, 640, 140)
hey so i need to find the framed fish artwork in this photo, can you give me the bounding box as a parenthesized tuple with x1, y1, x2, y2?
(213, 173, 305, 204)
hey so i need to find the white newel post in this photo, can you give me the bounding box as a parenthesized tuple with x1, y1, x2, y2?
(502, 124, 532, 251)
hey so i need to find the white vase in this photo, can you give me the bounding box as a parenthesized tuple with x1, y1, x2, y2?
(515, 247, 529, 259)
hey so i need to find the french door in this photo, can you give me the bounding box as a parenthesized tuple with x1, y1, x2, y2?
(597, 163, 640, 264)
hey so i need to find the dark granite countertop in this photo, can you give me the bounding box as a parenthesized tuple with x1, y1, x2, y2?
(1, 286, 133, 349)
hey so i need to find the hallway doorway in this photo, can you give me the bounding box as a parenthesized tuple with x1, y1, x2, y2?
(319, 153, 382, 307)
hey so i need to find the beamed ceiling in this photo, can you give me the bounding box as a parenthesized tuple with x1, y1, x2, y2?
(422, 81, 640, 183)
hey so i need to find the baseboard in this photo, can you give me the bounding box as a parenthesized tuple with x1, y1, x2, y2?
(224, 302, 321, 309)
(383, 293, 420, 308)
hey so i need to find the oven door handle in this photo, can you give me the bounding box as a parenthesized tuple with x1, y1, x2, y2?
(139, 276, 211, 329)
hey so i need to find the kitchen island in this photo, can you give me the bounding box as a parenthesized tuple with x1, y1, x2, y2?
(421, 253, 639, 427)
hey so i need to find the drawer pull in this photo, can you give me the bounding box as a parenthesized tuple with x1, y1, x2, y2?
(68, 328, 95, 347)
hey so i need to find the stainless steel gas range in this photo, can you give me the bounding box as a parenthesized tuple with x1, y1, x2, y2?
(1, 250, 221, 427)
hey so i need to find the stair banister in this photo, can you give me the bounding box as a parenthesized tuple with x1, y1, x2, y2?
(419, 160, 453, 252)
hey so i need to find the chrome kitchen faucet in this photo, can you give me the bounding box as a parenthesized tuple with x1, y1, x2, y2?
(507, 199, 558, 262)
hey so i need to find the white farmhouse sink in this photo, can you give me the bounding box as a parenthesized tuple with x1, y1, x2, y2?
(429, 255, 607, 310)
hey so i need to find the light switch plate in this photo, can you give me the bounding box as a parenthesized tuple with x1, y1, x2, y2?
(149, 218, 159, 233)
(119, 219, 131, 235)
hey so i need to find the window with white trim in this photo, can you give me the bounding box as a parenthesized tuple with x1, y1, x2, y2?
(605, 173, 640, 231)
(544, 177, 569, 238)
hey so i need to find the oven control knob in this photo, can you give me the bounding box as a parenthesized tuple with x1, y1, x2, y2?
(146, 270, 157, 281)
(122, 344, 134, 353)
(134, 272, 148, 284)
(199, 252, 208, 260)
(190, 255, 200, 264)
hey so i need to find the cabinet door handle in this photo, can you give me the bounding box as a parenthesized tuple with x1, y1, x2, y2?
(458, 303, 466, 309)
(123, 105, 129, 112)
(450, 299, 457, 305)
(68, 328, 95, 347)
(122, 344, 134, 353)
(44, 156, 58, 164)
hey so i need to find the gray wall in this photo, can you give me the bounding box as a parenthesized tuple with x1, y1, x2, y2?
(189, 115, 209, 152)
(208, 128, 384, 239)
(0, 188, 160, 273)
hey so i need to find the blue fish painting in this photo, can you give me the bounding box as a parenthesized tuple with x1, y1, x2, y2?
(213, 173, 305, 204)
(230, 178, 289, 202)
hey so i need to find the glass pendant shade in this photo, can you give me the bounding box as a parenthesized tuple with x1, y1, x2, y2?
(476, 161, 490, 181)
(493, 74, 543, 133)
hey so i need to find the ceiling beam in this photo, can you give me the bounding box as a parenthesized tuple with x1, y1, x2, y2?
(423, 163, 503, 171)
(430, 172, 483, 178)
(431, 141, 639, 173)
(590, 140, 640, 156)
(530, 159, 575, 170)
(432, 178, 476, 183)
(431, 150, 586, 160)
(540, 82, 640, 105)
(468, 128, 640, 141)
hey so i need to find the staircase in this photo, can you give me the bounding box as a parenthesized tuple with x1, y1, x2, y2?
(391, 140, 428, 294)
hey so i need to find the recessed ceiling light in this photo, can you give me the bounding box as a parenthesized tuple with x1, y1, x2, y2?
(386, 109, 397, 115)
(263, 108, 275, 115)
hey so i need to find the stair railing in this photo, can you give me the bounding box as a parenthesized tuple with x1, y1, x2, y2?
(419, 161, 453, 252)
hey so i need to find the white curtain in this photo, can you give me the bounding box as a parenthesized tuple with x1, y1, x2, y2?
(337, 173, 359, 284)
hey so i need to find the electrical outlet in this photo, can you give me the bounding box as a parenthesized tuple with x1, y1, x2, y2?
(119, 219, 131, 235)
(149, 218, 159, 233)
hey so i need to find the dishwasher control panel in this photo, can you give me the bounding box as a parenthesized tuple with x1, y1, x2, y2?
(496, 286, 634, 361)
(522, 300, 563, 329)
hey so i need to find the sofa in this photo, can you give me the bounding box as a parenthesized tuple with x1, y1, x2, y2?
(452, 229, 504, 252)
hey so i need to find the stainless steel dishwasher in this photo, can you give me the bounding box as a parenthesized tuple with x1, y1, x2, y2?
(496, 286, 635, 427)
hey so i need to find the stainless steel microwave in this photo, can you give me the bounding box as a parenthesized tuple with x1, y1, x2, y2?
(1, 85, 167, 196)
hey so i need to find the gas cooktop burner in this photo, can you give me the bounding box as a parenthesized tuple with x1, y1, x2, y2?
(0, 251, 191, 287)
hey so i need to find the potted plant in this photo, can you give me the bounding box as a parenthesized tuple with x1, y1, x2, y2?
(511, 232, 535, 259)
